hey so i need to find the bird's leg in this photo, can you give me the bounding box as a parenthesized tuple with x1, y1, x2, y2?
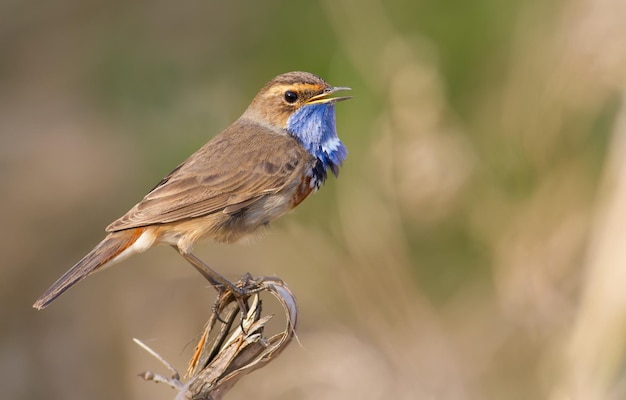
(174, 246, 250, 316)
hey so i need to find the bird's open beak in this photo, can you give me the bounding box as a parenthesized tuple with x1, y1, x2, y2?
(306, 86, 352, 105)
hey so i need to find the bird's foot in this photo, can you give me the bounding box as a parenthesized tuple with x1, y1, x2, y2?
(210, 273, 265, 328)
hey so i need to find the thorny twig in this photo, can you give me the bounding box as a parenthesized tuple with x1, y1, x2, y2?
(135, 275, 298, 400)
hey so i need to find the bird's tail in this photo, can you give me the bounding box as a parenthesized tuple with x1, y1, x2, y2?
(33, 227, 150, 310)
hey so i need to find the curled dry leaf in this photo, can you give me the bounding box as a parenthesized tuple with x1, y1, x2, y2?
(135, 275, 298, 400)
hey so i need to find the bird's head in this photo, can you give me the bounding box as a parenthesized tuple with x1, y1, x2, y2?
(243, 71, 351, 176)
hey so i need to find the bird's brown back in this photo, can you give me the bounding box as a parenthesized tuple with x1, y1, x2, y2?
(106, 118, 315, 232)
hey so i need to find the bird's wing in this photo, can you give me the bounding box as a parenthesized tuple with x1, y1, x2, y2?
(106, 123, 311, 232)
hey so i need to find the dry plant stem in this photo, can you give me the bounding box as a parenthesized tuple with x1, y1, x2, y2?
(134, 338, 183, 390)
(136, 274, 298, 400)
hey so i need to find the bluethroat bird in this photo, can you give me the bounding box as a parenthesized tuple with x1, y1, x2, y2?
(33, 71, 351, 310)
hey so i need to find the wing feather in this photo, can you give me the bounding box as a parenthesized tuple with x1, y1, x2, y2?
(106, 121, 312, 232)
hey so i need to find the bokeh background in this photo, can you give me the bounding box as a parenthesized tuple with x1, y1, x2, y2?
(3, 0, 626, 399)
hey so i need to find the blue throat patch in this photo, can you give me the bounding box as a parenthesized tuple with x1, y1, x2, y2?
(286, 103, 348, 180)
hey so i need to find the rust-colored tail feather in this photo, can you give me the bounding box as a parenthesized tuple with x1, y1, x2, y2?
(33, 229, 144, 310)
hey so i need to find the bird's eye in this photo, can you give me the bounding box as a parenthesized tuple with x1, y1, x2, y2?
(284, 90, 298, 103)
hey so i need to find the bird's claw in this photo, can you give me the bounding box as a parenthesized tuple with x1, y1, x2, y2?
(210, 274, 264, 328)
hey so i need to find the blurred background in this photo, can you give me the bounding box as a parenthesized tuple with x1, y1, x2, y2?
(2, 0, 626, 399)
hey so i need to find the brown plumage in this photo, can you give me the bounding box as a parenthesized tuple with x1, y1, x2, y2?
(107, 123, 315, 247)
(33, 71, 350, 310)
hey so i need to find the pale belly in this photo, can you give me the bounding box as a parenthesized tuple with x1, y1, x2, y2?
(151, 188, 312, 253)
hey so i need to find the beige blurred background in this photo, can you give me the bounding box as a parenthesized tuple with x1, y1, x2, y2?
(3, 0, 626, 399)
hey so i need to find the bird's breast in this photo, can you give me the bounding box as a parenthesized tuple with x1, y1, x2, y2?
(290, 173, 317, 208)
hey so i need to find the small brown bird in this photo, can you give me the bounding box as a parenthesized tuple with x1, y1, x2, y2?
(33, 71, 351, 310)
